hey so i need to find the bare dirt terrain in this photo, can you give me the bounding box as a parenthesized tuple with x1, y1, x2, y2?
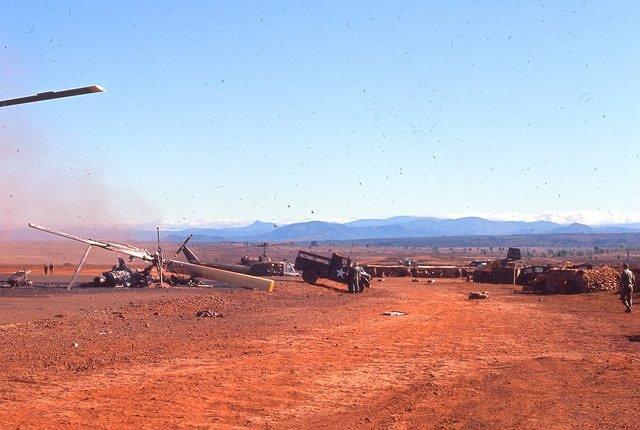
(0, 276, 639, 429)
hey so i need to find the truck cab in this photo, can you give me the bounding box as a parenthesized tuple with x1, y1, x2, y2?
(294, 250, 352, 284)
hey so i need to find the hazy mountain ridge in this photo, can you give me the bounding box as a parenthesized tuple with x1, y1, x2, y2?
(150, 216, 640, 243)
(10, 217, 640, 243)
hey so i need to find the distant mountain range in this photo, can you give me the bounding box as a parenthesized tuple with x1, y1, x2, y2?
(136, 216, 640, 243)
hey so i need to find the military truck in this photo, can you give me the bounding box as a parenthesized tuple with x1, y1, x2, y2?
(294, 250, 371, 293)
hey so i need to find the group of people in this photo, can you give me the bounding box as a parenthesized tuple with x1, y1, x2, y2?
(42, 263, 55, 275)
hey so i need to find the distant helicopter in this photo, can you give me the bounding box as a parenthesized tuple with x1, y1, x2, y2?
(175, 236, 299, 277)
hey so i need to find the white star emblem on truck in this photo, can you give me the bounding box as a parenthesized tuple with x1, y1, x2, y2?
(335, 268, 346, 278)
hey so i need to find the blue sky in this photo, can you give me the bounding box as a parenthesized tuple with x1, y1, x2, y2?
(1, 1, 639, 229)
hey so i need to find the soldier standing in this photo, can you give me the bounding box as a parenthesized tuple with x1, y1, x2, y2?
(347, 265, 358, 294)
(620, 263, 634, 313)
(352, 264, 370, 293)
(354, 265, 363, 294)
(359, 266, 371, 292)
(43, 264, 48, 275)
(49, 262, 55, 275)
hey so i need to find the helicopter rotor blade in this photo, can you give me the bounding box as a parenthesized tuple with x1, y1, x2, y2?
(174, 234, 193, 257)
(1, 85, 104, 108)
(165, 260, 274, 292)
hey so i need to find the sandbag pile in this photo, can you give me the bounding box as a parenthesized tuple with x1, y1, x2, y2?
(532, 266, 620, 294)
(579, 266, 620, 292)
(363, 266, 411, 277)
(363, 265, 462, 278)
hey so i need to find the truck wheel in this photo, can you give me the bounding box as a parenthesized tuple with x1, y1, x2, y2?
(302, 268, 319, 285)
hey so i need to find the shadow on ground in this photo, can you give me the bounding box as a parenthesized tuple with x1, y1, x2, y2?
(314, 282, 350, 294)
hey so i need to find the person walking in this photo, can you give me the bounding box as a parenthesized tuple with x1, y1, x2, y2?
(620, 263, 635, 313)
(49, 262, 55, 275)
(43, 264, 48, 275)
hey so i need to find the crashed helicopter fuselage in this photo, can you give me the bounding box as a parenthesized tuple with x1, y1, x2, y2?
(27, 223, 275, 292)
(173, 235, 298, 278)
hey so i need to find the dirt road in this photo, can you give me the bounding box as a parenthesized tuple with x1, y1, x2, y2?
(0, 279, 638, 429)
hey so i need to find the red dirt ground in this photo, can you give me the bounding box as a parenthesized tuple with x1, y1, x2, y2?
(0, 277, 639, 429)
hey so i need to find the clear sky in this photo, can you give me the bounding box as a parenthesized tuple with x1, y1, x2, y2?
(1, 1, 639, 230)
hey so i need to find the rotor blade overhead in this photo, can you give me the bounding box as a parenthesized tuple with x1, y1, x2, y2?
(28, 223, 155, 262)
(29, 222, 102, 246)
(0, 85, 104, 108)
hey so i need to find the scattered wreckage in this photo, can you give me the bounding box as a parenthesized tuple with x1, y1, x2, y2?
(28, 223, 275, 292)
(382, 311, 407, 317)
(93, 258, 153, 288)
(5, 270, 33, 288)
(468, 291, 489, 300)
(195, 309, 223, 318)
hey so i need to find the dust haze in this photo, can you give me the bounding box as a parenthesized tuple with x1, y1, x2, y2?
(0, 118, 155, 239)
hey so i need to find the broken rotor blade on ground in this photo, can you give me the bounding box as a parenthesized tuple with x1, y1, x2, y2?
(165, 260, 275, 292)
